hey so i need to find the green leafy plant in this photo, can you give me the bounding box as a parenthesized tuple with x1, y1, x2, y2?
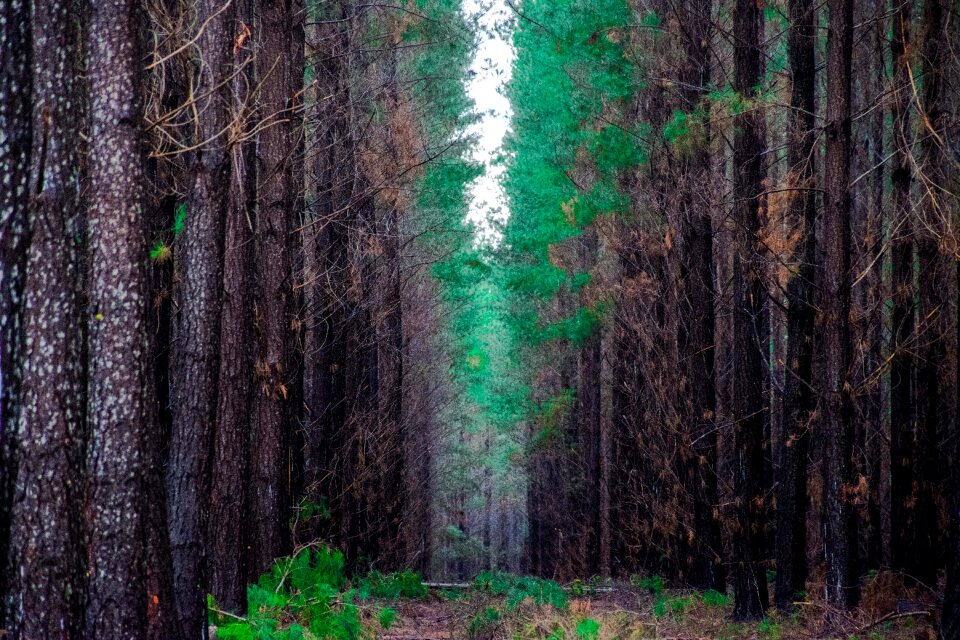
(631, 574, 666, 595)
(653, 594, 697, 619)
(208, 546, 361, 640)
(378, 607, 397, 629)
(468, 606, 501, 639)
(701, 589, 731, 607)
(576, 616, 600, 639)
(472, 571, 569, 610)
(357, 569, 428, 600)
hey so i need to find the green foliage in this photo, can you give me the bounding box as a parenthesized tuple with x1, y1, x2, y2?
(209, 547, 361, 640)
(172, 202, 187, 236)
(701, 589, 731, 607)
(377, 607, 397, 629)
(653, 594, 697, 619)
(357, 569, 428, 600)
(631, 574, 665, 595)
(758, 617, 782, 640)
(576, 617, 600, 639)
(468, 607, 502, 639)
(472, 571, 569, 610)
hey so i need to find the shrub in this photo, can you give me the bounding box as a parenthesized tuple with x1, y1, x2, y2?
(472, 571, 569, 610)
(209, 547, 361, 640)
(357, 568, 428, 600)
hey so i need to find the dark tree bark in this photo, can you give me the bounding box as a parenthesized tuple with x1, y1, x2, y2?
(731, 0, 769, 618)
(774, 0, 817, 610)
(84, 0, 150, 635)
(209, 0, 256, 610)
(911, 0, 950, 587)
(303, 0, 352, 548)
(889, 0, 917, 579)
(167, 0, 234, 635)
(822, 0, 857, 608)
(249, 0, 302, 575)
(673, 0, 723, 592)
(7, 0, 87, 635)
(0, 0, 32, 625)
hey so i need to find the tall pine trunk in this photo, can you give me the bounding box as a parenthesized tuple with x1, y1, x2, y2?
(8, 0, 87, 634)
(889, 0, 917, 578)
(774, 0, 817, 610)
(912, 0, 950, 587)
(84, 0, 150, 633)
(249, 0, 302, 576)
(209, 0, 256, 610)
(674, 0, 723, 591)
(731, 0, 769, 618)
(0, 0, 32, 625)
(167, 0, 234, 635)
(822, 0, 857, 608)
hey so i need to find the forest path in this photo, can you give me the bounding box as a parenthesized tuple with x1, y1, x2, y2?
(382, 600, 457, 639)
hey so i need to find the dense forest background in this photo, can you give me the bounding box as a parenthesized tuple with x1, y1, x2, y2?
(1, 0, 960, 637)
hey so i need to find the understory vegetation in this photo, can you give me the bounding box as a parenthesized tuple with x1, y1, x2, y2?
(206, 548, 937, 639)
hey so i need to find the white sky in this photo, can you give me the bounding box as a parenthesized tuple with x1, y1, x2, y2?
(462, 0, 515, 245)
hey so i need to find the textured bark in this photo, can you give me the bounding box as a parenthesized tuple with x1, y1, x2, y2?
(774, 0, 816, 610)
(822, 0, 857, 608)
(167, 0, 234, 635)
(84, 0, 149, 635)
(731, 0, 769, 618)
(673, 0, 723, 592)
(249, 0, 302, 576)
(911, 0, 951, 587)
(376, 202, 406, 567)
(0, 0, 32, 625)
(7, 0, 87, 635)
(303, 0, 352, 548)
(888, 0, 917, 578)
(209, 0, 256, 610)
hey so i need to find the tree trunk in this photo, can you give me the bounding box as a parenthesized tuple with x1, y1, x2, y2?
(84, 0, 150, 634)
(167, 0, 234, 635)
(774, 0, 817, 610)
(8, 0, 87, 634)
(209, 0, 256, 610)
(822, 0, 857, 608)
(249, 0, 301, 577)
(674, 0, 723, 591)
(889, 0, 917, 579)
(912, 0, 951, 587)
(0, 0, 32, 625)
(731, 0, 769, 618)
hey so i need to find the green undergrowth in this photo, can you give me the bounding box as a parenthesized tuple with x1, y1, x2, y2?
(208, 546, 426, 639)
(472, 571, 570, 610)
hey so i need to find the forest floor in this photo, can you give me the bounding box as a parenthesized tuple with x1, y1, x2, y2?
(372, 579, 939, 640)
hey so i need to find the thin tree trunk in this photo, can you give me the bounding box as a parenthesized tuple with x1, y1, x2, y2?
(167, 0, 234, 635)
(209, 0, 256, 609)
(8, 0, 87, 634)
(0, 0, 32, 625)
(822, 0, 857, 608)
(774, 0, 817, 610)
(912, 0, 950, 587)
(674, 0, 723, 591)
(889, 0, 917, 578)
(731, 0, 769, 617)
